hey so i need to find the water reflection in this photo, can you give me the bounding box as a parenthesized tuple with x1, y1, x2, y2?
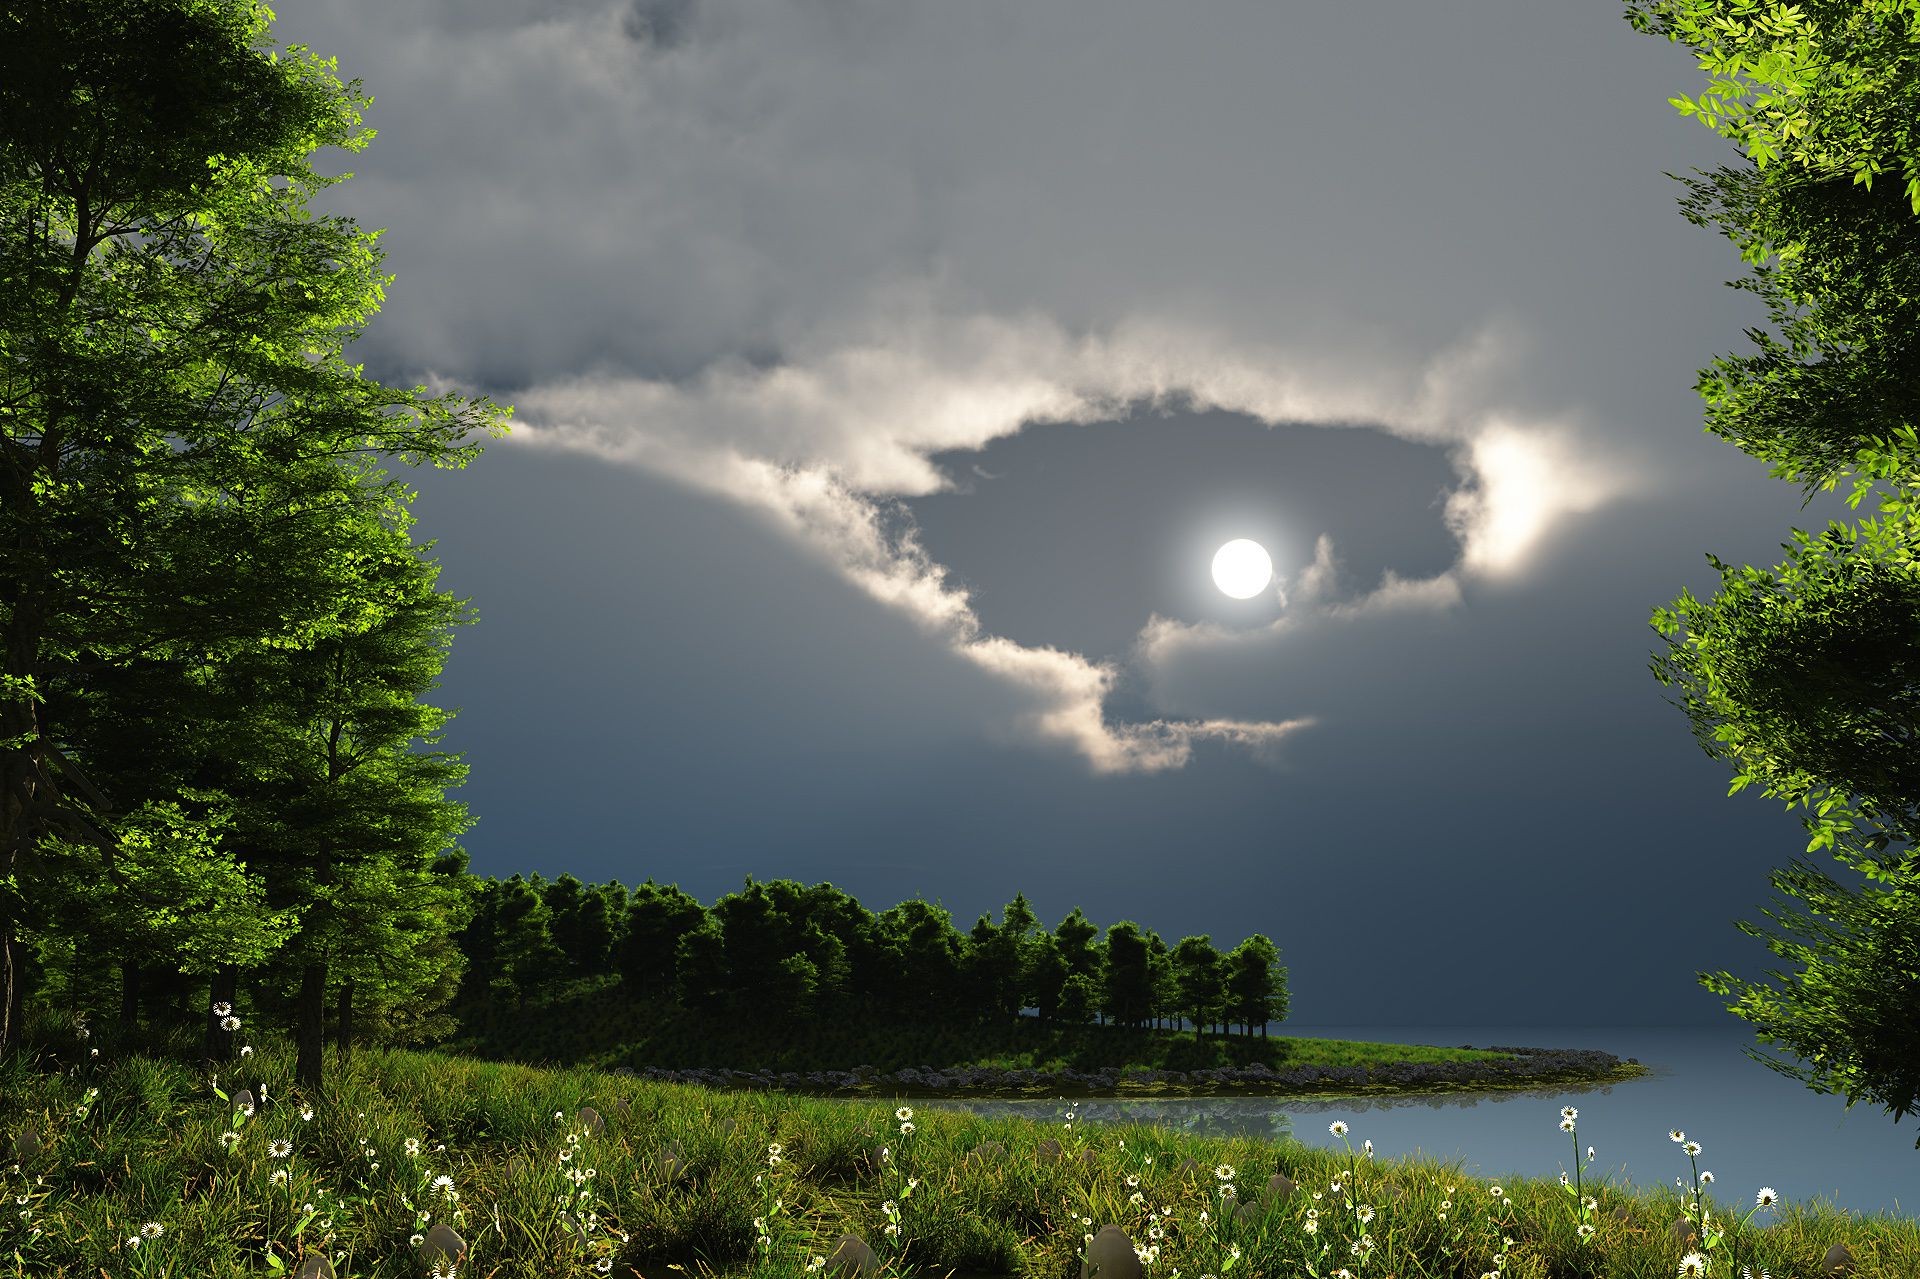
(804, 1027, 1916, 1221)
(876, 1067, 1668, 1146)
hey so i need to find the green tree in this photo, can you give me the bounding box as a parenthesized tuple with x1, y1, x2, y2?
(767, 952, 821, 1027)
(0, 0, 507, 1060)
(998, 892, 1042, 1016)
(874, 898, 964, 1022)
(1145, 931, 1178, 1031)
(962, 904, 1029, 1028)
(1223, 934, 1289, 1038)
(797, 919, 852, 1016)
(1027, 933, 1069, 1026)
(1696, 846, 1920, 1141)
(1056, 970, 1101, 1027)
(215, 496, 476, 1091)
(674, 917, 730, 1016)
(754, 879, 857, 1016)
(713, 878, 797, 1021)
(780, 882, 883, 1019)
(1051, 907, 1104, 1022)
(1100, 921, 1154, 1029)
(616, 880, 707, 1002)
(453, 877, 505, 1018)
(1635, 0, 1920, 1139)
(36, 591, 297, 1041)
(316, 842, 473, 1060)
(492, 876, 564, 1016)
(24, 798, 298, 1036)
(1625, 0, 1920, 212)
(1172, 935, 1228, 1044)
(545, 873, 618, 980)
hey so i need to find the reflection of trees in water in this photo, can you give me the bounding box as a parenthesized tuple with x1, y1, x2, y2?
(910, 1074, 1655, 1144)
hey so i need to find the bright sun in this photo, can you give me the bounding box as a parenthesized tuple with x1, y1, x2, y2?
(1211, 539, 1272, 599)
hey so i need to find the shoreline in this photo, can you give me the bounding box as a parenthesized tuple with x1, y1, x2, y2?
(610, 1043, 1653, 1102)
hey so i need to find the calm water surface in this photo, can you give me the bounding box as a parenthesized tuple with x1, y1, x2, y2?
(822, 1025, 1918, 1224)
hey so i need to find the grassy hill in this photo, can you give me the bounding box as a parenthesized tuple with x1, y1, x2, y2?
(2, 1007, 1912, 1279)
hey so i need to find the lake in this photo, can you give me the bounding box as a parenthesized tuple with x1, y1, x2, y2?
(818, 1024, 1919, 1224)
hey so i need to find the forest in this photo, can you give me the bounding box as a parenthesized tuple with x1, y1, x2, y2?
(24, 871, 1290, 1065)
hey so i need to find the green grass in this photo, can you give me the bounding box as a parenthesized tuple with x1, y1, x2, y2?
(3, 1007, 1916, 1279)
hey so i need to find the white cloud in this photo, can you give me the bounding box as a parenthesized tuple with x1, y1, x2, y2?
(504, 303, 1639, 769)
(275, 0, 1694, 771)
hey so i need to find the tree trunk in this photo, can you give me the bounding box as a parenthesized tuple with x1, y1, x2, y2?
(0, 921, 20, 1061)
(334, 979, 353, 1062)
(1, 794, 26, 1063)
(119, 961, 141, 1037)
(295, 961, 326, 1092)
(296, 838, 333, 1093)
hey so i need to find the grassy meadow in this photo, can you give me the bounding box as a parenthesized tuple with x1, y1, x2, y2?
(3, 996, 1916, 1279)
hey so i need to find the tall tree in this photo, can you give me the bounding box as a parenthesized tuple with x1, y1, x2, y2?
(673, 917, 730, 1016)
(998, 892, 1042, 1016)
(491, 876, 564, 1016)
(214, 492, 476, 1092)
(961, 905, 1028, 1028)
(1145, 930, 1177, 1031)
(713, 878, 796, 1022)
(1026, 932, 1069, 1026)
(545, 873, 618, 980)
(1056, 969, 1101, 1027)
(453, 877, 506, 1019)
(616, 879, 707, 1002)
(1171, 935, 1228, 1044)
(1223, 934, 1288, 1038)
(0, 0, 507, 1060)
(1633, 0, 1920, 1138)
(790, 882, 884, 1019)
(576, 880, 626, 979)
(1051, 907, 1103, 1012)
(1100, 921, 1154, 1030)
(873, 898, 965, 1022)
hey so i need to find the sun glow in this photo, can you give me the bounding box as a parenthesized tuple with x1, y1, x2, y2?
(1211, 539, 1272, 599)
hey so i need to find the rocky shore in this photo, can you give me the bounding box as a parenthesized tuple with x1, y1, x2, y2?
(613, 1043, 1644, 1099)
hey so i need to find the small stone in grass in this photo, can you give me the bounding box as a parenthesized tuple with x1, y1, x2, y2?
(962, 1140, 1005, 1166)
(824, 1231, 880, 1276)
(1080, 1224, 1144, 1279)
(417, 1223, 466, 1271)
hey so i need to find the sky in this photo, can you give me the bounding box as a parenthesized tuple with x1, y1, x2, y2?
(264, 0, 1885, 1027)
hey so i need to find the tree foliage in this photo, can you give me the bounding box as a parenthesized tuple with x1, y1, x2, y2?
(1635, 0, 1920, 1141)
(1624, 0, 1920, 212)
(0, 0, 505, 1062)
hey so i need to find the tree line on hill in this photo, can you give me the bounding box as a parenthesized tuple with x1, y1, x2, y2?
(451, 872, 1289, 1039)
